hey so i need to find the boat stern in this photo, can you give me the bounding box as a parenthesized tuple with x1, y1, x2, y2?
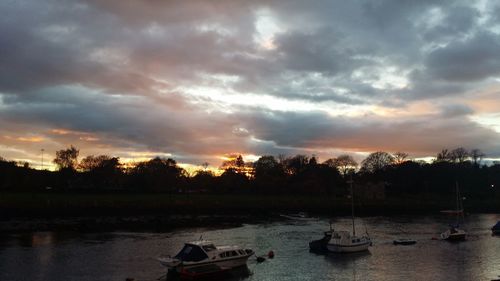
(157, 256, 182, 269)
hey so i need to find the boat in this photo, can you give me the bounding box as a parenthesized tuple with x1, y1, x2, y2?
(393, 238, 416, 245)
(326, 178, 371, 253)
(440, 182, 467, 241)
(440, 225, 467, 241)
(309, 229, 333, 253)
(280, 212, 318, 221)
(158, 240, 254, 274)
(492, 221, 500, 235)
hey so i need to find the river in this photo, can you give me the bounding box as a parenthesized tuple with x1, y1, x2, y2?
(1, 214, 499, 281)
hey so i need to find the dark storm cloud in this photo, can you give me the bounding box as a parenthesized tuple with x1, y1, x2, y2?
(421, 5, 479, 42)
(238, 109, 500, 156)
(425, 32, 500, 82)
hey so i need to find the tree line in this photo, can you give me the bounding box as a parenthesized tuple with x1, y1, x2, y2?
(0, 146, 498, 200)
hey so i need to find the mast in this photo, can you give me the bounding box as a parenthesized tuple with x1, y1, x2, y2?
(455, 181, 459, 225)
(349, 175, 355, 236)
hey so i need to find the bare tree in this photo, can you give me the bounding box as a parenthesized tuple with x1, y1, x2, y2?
(436, 149, 451, 162)
(329, 154, 357, 176)
(450, 147, 469, 163)
(470, 149, 485, 165)
(360, 151, 394, 173)
(393, 151, 409, 164)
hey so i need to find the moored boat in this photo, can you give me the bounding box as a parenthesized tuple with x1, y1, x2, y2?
(327, 230, 371, 253)
(158, 240, 254, 273)
(440, 182, 467, 242)
(309, 230, 332, 252)
(440, 225, 466, 241)
(393, 238, 417, 245)
(326, 177, 371, 253)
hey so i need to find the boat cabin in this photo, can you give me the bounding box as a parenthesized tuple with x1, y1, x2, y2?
(218, 249, 251, 258)
(174, 243, 211, 262)
(492, 221, 500, 234)
(174, 241, 219, 261)
(173, 241, 252, 262)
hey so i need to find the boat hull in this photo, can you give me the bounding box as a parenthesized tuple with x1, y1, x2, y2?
(393, 239, 416, 245)
(309, 234, 332, 253)
(168, 255, 252, 273)
(327, 241, 370, 253)
(442, 232, 466, 241)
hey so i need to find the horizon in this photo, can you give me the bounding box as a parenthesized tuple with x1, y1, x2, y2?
(2, 1, 500, 169)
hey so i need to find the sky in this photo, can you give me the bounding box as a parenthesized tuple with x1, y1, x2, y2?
(1, 0, 500, 170)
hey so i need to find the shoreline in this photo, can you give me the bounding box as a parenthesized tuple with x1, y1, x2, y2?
(1, 192, 498, 232)
(1, 211, 498, 233)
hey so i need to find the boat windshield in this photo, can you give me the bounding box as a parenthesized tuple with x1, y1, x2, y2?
(174, 244, 209, 262)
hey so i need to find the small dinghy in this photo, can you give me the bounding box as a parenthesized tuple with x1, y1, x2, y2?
(492, 221, 500, 235)
(309, 230, 332, 253)
(393, 238, 416, 245)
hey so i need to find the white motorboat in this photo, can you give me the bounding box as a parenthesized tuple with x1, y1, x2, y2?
(158, 240, 254, 273)
(326, 177, 371, 253)
(440, 182, 467, 241)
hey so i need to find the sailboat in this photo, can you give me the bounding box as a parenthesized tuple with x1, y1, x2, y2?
(440, 181, 467, 241)
(326, 178, 371, 253)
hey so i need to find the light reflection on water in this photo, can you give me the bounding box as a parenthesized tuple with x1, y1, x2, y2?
(0, 214, 499, 281)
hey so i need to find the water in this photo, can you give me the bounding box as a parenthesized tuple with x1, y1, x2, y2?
(1, 214, 499, 281)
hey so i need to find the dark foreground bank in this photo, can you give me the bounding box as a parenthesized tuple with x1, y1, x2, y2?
(1, 192, 498, 232)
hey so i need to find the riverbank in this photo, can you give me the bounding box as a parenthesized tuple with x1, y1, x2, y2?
(1, 192, 498, 232)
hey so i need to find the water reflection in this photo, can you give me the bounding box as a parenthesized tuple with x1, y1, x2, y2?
(165, 265, 252, 281)
(0, 214, 500, 281)
(323, 252, 371, 281)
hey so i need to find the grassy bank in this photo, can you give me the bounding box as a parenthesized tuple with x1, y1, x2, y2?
(1, 192, 499, 217)
(0, 192, 498, 232)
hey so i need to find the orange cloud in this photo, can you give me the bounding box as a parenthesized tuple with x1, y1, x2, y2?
(3, 135, 44, 143)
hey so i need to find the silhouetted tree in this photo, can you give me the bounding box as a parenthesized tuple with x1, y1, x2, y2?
(360, 151, 394, 173)
(129, 157, 185, 191)
(221, 154, 250, 175)
(470, 149, 485, 166)
(393, 152, 409, 165)
(450, 147, 469, 163)
(283, 155, 309, 175)
(436, 149, 452, 162)
(327, 154, 357, 177)
(78, 155, 123, 189)
(53, 146, 79, 170)
(218, 168, 249, 193)
(253, 155, 286, 193)
(191, 170, 216, 192)
(254, 156, 283, 178)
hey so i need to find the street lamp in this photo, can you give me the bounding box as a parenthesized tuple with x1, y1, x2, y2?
(41, 148, 44, 170)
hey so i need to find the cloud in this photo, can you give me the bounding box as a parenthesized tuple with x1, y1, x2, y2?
(425, 32, 500, 82)
(439, 104, 474, 118)
(1, 0, 500, 166)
